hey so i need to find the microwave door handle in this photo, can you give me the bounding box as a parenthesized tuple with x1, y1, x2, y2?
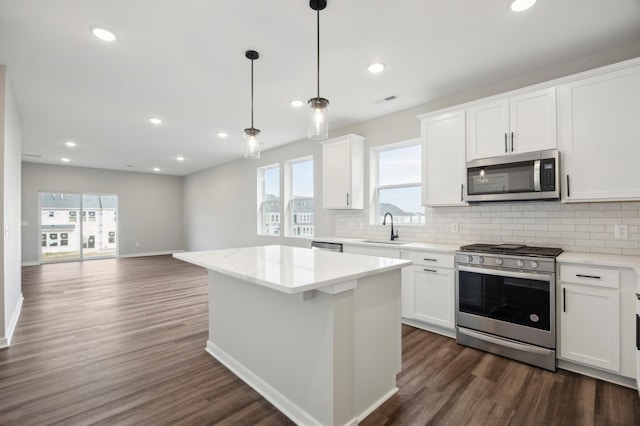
(534, 160, 541, 191)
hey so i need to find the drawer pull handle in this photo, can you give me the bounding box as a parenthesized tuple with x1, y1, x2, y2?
(575, 274, 601, 280)
(423, 258, 437, 262)
(563, 288, 566, 312)
(423, 268, 437, 273)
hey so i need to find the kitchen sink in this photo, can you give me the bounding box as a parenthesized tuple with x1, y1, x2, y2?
(361, 240, 408, 245)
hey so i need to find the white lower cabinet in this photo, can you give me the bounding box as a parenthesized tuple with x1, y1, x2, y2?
(557, 261, 637, 383)
(560, 283, 620, 371)
(400, 250, 455, 336)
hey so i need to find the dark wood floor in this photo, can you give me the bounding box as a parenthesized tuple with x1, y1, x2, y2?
(1, 255, 638, 425)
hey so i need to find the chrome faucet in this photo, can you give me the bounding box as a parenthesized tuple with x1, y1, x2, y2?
(382, 212, 399, 241)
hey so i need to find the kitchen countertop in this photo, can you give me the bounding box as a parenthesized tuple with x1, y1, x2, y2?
(557, 251, 640, 272)
(174, 244, 411, 295)
(557, 251, 640, 294)
(311, 237, 460, 253)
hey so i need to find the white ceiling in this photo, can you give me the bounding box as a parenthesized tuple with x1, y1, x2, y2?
(1, 0, 639, 176)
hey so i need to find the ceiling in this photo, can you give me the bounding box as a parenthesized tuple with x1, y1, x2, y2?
(1, 0, 639, 176)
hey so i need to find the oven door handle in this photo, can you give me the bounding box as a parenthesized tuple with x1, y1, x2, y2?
(457, 264, 552, 282)
(458, 327, 554, 356)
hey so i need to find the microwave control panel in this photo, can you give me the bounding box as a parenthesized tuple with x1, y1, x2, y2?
(540, 158, 556, 191)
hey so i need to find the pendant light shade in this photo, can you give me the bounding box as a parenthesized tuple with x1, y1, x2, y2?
(308, 0, 329, 140)
(244, 50, 261, 159)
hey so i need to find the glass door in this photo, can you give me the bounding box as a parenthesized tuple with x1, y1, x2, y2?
(40, 192, 118, 262)
(40, 192, 82, 262)
(82, 194, 118, 259)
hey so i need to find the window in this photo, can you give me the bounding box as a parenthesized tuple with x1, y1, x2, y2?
(258, 164, 280, 235)
(372, 141, 424, 224)
(286, 157, 314, 237)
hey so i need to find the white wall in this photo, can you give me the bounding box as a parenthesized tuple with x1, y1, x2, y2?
(1, 65, 23, 347)
(183, 138, 332, 251)
(21, 163, 185, 263)
(183, 43, 640, 254)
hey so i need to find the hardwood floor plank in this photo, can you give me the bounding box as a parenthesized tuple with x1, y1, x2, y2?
(0, 256, 638, 425)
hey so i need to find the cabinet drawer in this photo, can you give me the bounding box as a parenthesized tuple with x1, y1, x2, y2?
(400, 250, 454, 268)
(560, 265, 620, 289)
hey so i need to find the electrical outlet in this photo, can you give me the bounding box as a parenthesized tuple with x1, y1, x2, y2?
(614, 224, 628, 240)
(451, 223, 459, 233)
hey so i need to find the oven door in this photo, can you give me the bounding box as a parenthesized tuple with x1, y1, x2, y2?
(456, 265, 555, 349)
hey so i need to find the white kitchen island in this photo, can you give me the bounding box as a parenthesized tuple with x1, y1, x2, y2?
(174, 245, 411, 426)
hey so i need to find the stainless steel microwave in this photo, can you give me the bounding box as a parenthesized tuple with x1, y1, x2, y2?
(465, 149, 560, 202)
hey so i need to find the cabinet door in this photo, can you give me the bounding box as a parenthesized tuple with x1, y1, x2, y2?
(559, 65, 640, 202)
(560, 283, 620, 372)
(404, 265, 455, 330)
(322, 138, 352, 208)
(509, 87, 557, 154)
(421, 110, 467, 206)
(466, 99, 509, 160)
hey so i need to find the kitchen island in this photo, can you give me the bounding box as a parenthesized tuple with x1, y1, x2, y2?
(174, 245, 411, 426)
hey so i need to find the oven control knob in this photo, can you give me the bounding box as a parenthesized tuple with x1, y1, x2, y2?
(466, 255, 474, 263)
(531, 261, 539, 269)
(516, 259, 525, 267)
(495, 258, 503, 265)
(477, 256, 484, 264)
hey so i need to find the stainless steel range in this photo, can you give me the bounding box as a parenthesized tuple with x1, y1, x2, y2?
(455, 243, 563, 371)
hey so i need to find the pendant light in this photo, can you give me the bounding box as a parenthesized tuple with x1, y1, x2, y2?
(307, 0, 329, 140)
(244, 50, 261, 159)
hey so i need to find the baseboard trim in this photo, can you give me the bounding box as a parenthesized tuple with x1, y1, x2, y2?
(206, 340, 356, 426)
(357, 386, 398, 423)
(1, 295, 24, 348)
(118, 250, 184, 258)
(402, 318, 456, 339)
(557, 359, 637, 389)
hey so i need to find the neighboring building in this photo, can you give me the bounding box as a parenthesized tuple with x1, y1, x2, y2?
(261, 194, 280, 236)
(290, 197, 314, 237)
(378, 203, 424, 224)
(40, 193, 117, 259)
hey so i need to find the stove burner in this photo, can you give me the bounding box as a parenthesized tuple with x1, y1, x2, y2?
(459, 243, 563, 258)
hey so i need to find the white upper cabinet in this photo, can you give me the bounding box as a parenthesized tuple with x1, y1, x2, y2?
(558, 63, 640, 202)
(466, 87, 557, 160)
(321, 134, 365, 209)
(419, 109, 467, 206)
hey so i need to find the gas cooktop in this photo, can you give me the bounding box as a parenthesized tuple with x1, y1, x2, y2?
(459, 243, 563, 258)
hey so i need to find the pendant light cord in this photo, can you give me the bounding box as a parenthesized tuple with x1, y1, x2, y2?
(251, 57, 254, 128)
(316, 6, 320, 99)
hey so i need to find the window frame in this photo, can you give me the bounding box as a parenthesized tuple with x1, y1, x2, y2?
(257, 163, 281, 236)
(370, 139, 424, 226)
(284, 155, 314, 238)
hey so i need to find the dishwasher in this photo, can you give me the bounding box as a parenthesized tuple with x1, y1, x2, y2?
(310, 241, 343, 252)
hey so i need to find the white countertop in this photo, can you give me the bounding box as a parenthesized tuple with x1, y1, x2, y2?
(174, 245, 411, 294)
(558, 251, 640, 294)
(557, 251, 640, 272)
(311, 237, 459, 253)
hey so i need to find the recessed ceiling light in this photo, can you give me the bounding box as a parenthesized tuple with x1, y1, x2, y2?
(290, 100, 304, 108)
(90, 26, 117, 42)
(217, 132, 228, 138)
(176, 156, 185, 162)
(61, 158, 70, 163)
(368, 62, 385, 74)
(153, 167, 160, 172)
(65, 141, 76, 147)
(510, 0, 537, 12)
(149, 117, 162, 125)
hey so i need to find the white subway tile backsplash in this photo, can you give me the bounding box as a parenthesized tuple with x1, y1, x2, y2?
(334, 200, 640, 256)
